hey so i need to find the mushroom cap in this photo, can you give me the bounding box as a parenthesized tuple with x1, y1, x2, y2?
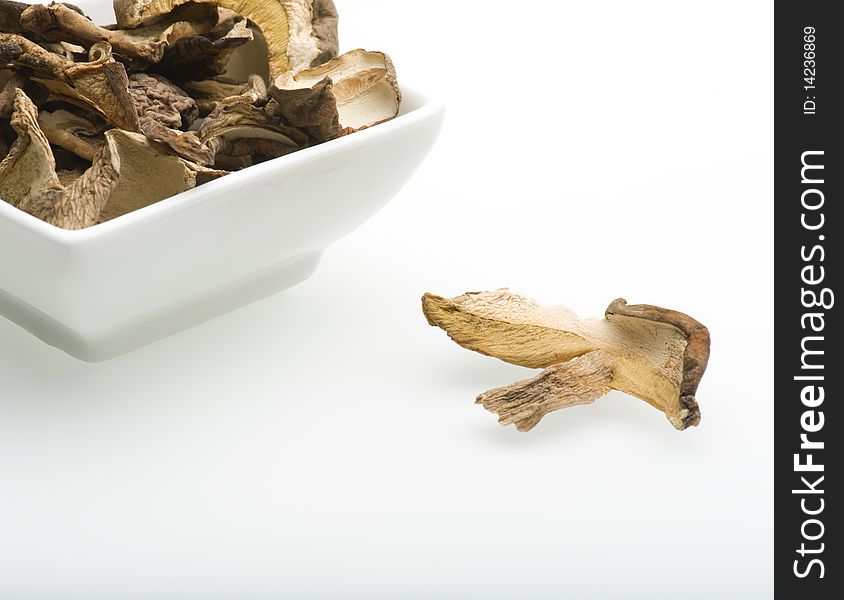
(605, 299, 711, 429)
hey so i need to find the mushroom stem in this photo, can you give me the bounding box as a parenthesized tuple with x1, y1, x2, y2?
(422, 290, 711, 431)
(37, 111, 101, 162)
(477, 351, 616, 432)
(20, 3, 166, 64)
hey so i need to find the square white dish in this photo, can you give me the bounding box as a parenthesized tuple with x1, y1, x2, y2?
(0, 86, 443, 362)
(1, 2, 444, 361)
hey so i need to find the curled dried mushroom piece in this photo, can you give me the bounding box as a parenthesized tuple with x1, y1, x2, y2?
(154, 16, 254, 81)
(0, 1, 401, 228)
(20, 3, 166, 65)
(422, 290, 711, 432)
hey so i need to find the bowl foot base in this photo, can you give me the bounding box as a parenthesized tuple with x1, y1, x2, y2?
(0, 250, 323, 362)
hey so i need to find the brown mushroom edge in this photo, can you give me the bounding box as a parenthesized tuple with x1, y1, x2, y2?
(605, 298, 711, 430)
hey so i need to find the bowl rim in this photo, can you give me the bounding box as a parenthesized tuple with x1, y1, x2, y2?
(0, 85, 443, 248)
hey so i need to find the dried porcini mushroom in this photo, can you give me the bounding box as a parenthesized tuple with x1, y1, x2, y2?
(97, 129, 224, 223)
(37, 108, 104, 161)
(113, 0, 340, 77)
(422, 290, 711, 432)
(199, 100, 308, 169)
(181, 74, 267, 115)
(0, 0, 26, 34)
(20, 2, 166, 65)
(0, 67, 31, 118)
(105, 4, 219, 47)
(1, 89, 117, 229)
(0, 88, 59, 207)
(270, 49, 401, 142)
(129, 73, 198, 129)
(140, 118, 214, 165)
(0, 35, 140, 131)
(1, 1, 400, 228)
(154, 17, 254, 81)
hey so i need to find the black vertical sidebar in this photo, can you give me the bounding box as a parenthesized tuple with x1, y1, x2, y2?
(775, 3, 841, 598)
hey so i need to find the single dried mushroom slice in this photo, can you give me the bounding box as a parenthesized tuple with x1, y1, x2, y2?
(181, 74, 267, 115)
(129, 73, 198, 129)
(19, 144, 120, 230)
(0, 88, 60, 208)
(113, 0, 339, 77)
(154, 17, 254, 81)
(105, 3, 220, 47)
(0, 0, 26, 34)
(20, 3, 166, 65)
(129, 73, 214, 165)
(422, 290, 711, 431)
(97, 129, 225, 223)
(140, 118, 214, 165)
(37, 108, 105, 162)
(270, 49, 400, 142)
(1, 36, 140, 131)
(199, 100, 308, 169)
(1, 90, 117, 229)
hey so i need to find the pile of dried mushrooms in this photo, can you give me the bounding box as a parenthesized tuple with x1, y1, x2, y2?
(0, 0, 401, 229)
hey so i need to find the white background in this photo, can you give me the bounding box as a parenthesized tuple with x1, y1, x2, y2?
(1, 1, 773, 598)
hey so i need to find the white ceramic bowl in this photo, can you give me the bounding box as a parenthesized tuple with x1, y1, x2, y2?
(0, 4, 444, 361)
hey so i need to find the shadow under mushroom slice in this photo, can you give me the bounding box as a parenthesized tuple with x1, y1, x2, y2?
(422, 289, 711, 431)
(269, 49, 401, 143)
(113, 0, 339, 78)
